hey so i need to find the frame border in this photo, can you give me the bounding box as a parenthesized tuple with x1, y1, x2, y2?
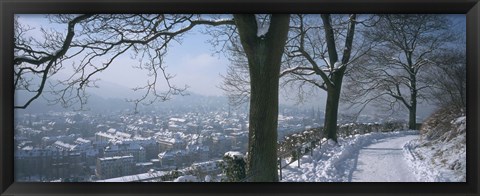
(1, 0, 479, 195)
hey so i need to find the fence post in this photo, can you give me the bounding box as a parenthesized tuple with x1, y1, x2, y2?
(310, 141, 314, 156)
(278, 158, 282, 181)
(297, 147, 301, 168)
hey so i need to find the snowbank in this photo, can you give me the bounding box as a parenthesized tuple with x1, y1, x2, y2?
(403, 116, 466, 182)
(224, 151, 244, 159)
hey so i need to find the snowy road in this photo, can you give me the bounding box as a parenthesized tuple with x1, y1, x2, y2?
(350, 134, 419, 182)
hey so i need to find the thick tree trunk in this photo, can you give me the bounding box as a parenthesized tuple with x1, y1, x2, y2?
(409, 83, 417, 130)
(234, 14, 290, 182)
(408, 67, 417, 130)
(320, 14, 355, 143)
(323, 71, 344, 142)
(408, 103, 417, 130)
(247, 59, 281, 181)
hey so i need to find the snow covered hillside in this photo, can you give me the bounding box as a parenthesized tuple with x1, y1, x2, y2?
(403, 108, 466, 182)
(279, 107, 466, 182)
(281, 130, 420, 182)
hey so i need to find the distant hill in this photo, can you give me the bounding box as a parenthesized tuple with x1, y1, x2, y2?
(14, 79, 231, 115)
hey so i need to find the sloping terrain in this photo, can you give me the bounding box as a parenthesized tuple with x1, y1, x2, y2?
(403, 108, 466, 182)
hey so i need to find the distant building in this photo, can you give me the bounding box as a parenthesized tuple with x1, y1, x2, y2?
(191, 160, 222, 174)
(157, 151, 175, 169)
(168, 118, 187, 132)
(96, 155, 134, 180)
(157, 150, 193, 169)
(15, 148, 83, 181)
(52, 141, 76, 151)
(156, 137, 185, 152)
(129, 137, 159, 160)
(104, 141, 146, 162)
(169, 118, 187, 124)
(95, 132, 116, 142)
(41, 135, 77, 147)
(74, 138, 91, 145)
(135, 162, 154, 174)
(95, 129, 132, 142)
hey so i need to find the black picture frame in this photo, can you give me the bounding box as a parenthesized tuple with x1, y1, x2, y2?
(1, 0, 479, 195)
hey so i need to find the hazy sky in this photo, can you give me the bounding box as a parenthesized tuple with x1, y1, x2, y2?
(16, 14, 465, 115)
(17, 15, 230, 96)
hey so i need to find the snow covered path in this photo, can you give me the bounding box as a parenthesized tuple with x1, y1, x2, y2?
(350, 134, 419, 182)
(281, 130, 421, 182)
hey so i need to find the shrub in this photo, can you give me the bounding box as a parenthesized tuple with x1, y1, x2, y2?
(221, 151, 246, 182)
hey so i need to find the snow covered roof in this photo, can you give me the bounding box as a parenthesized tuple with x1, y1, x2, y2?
(192, 160, 221, 170)
(75, 138, 91, 145)
(96, 170, 166, 182)
(107, 128, 116, 133)
(157, 136, 184, 144)
(136, 162, 153, 166)
(53, 141, 76, 151)
(95, 132, 116, 139)
(98, 155, 134, 161)
(169, 118, 186, 123)
(115, 131, 132, 138)
(22, 146, 33, 150)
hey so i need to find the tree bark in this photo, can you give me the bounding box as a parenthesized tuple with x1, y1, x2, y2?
(320, 14, 355, 142)
(234, 14, 290, 182)
(323, 69, 346, 142)
(408, 102, 417, 129)
(409, 72, 417, 130)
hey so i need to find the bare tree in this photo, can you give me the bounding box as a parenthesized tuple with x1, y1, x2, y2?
(220, 14, 372, 143)
(15, 14, 290, 182)
(233, 14, 290, 182)
(426, 46, 466, 111)
(215, 25, 250, 108)
(343, 14, 456, 130)
(281, 14, 370, 142)
(14, 14, 233, 112)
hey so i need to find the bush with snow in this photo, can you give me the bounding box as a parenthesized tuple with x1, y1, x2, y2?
(420, 107, 465, 141)
(221, 151, 246, 182)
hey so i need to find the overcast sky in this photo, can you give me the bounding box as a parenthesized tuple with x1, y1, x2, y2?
(16, 14, 465, 115)
(17, 14, 230, 97)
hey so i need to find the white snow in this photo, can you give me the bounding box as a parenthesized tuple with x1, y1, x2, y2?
(280, 66, 299, 76)
(204, 175, 212, 182)
(224, 151, 244, 159)
(96, 170, 166, 182)
(256, 15, 270, 37)
(453, 116, 466, 125)
(403, 116, 466, 182)
(350, 134, 419, 182)
(173, 175, 198, 182)
(280, 130, 420, 182)
(326, 139, 338, 146)
(333, 61, 342, 70)
(257, 25, 269, 37)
